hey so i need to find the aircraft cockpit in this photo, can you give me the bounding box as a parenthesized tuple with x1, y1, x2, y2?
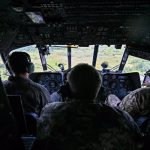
(1, 0, 150, 149)
(0, 1, 149, 102)
(1, 44, 149, 102)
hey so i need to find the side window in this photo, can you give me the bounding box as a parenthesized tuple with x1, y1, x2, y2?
(0, 57, 8, 81)
(124, 56, 150, 82)
(124, 56, 150, 74)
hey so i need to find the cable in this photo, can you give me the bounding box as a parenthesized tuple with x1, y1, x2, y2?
(110, 65, 120, 71)
(47, 64, 57, 72)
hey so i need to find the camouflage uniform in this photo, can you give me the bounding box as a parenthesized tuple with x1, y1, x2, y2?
(107, 88, 150, 118)
(119, 88, 150, 117)
(37, 101, 142, 150)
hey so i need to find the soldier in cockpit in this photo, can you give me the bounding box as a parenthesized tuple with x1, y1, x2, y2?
(106, 88, 150, 129)
(37, 63, 141, 150)
(3, 51, 51, 116)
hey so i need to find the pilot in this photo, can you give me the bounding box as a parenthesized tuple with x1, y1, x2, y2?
(3, 51, 51, 116)
(37, 64, 141, 150)
(106, 88, 150, 127)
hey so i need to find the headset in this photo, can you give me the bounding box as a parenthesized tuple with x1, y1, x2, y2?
(7, 51, 34, 74)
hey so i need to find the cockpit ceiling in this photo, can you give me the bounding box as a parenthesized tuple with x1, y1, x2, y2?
(0, 0, 150, 52)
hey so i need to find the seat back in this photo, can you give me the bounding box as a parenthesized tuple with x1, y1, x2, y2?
(7, 95, 28, 135)
(7, 95, 38, 136)
(0, 77, 24, 150)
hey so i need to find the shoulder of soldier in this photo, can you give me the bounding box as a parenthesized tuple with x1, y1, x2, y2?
(41, 102, 135, 121)
(113, 106, 142, 137)
(40, 102, 138, 128)
(101, 104, 141, 133)
(40, 102, 69, 114)
(106, 104, 133, 124)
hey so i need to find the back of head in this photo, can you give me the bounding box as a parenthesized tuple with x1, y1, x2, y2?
(68, 63, 101, 101)
(7, 51, 34, 75)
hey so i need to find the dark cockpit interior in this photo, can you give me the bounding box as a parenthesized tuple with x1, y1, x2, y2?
(1, 0, 150, 150)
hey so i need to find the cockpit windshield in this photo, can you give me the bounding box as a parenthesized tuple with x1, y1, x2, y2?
(0, 44, 150, 83)
(47, 45, 125, 71)
(96, 45, 125, 70)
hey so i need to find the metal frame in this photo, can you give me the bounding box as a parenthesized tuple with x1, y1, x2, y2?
(118, 47, 129, 73)
(37, 45, 48, 71)
(67, 46, 72, 70)
(92, 45, 99, 67)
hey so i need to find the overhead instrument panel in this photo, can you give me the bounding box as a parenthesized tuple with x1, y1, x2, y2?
(29, 72, 63, 94)
(102, 72, 141, 99)
(0, 0, 150, 51)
